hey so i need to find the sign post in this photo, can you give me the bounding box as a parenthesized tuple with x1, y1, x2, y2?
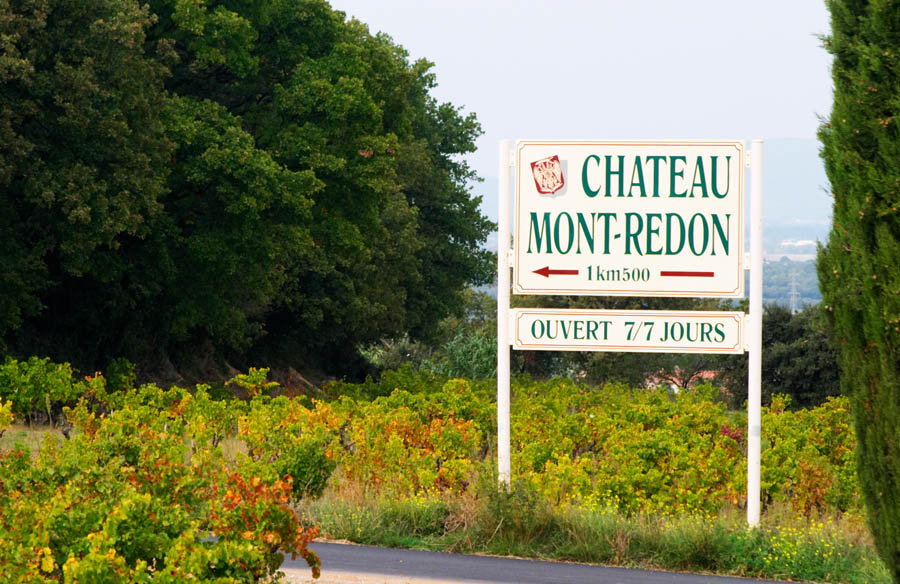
(496, 138, 762, 526)
(748, 140, 763, 527)
(497, 139, 512, 488)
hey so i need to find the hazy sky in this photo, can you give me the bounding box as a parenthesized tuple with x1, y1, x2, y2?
(328, 0, 833, 180)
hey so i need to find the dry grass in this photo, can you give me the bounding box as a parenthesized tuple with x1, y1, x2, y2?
(0, 423, 64, 456)
(297, 475, 891, 584)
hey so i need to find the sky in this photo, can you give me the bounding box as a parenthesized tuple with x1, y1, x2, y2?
(328, 0, 833, 182)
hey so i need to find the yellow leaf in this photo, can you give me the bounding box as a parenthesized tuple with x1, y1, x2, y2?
(40, 549, 54, 573)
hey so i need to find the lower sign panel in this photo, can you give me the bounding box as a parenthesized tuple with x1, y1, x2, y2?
(510, 309, 745, 354)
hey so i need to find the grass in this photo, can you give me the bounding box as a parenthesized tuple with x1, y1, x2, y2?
(0, 423, 63, 454)
(298, 477, 892, 584)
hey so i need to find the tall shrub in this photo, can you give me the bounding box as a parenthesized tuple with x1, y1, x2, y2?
(818, 1, 900, 579)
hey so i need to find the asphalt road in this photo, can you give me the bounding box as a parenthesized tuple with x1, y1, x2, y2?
(279, 542, 794, 584)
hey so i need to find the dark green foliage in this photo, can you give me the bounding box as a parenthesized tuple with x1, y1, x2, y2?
(762, 305, 841, 408)
(104, 357, 136, 393)
(425, 290, 500, 379)
(322, 365, 446, 402)
(0, 0, 493, 377)
(275, 440, 335, 501)
(818, 1, 900, 580)
(358, 290, 499, 380)
(433, 329, 496, 379)
(0, 0, 173, 350)
(716, 304, 841, 409)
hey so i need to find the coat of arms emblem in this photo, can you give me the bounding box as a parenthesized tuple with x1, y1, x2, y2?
(530, 155, 565, 195)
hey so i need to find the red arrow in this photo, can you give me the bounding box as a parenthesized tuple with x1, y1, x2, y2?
(533, 266, 580, 278)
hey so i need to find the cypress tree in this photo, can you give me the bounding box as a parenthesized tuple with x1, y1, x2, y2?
(819, 1, 900, 579)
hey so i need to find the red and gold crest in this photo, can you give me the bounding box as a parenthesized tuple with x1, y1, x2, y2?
(530, 155, 565, 194)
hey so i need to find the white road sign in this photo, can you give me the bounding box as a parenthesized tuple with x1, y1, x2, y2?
(510, 308, 745, 354)
(514, 140, 745, 297)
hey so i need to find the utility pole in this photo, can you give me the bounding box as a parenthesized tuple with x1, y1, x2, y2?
(789, 270, 799, 313)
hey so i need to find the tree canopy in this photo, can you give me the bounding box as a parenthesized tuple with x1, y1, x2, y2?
(0, 0, 494, 378)
(819, 0, 900, 579)
(715, 303, 840, 409)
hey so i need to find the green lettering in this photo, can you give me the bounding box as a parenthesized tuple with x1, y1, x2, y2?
(554, 212, 575, 254)
(598, 213, 616, 254)
(688, 213, 709, 256)
(546, 320, 557, 340)
(624, 213, 643, 255)
(714, 323, 725, 342)
(700, 322, 713, 342)
(669, 156, 687, 197)
(711, 213, 730, 256)
(711, 156, 731, 198)
(687, 323, 699, 342)
(666, 213, 686, 255)
(629, 157, 646, 197)
(645, 213, 662, 255)
(577, 213, 594, 254)
(582, 155, 601, 197)
(605, 155, 625, 197)
(646, 155, 666, 197)
(690, 156, 708, 198)
(528, 212, 552, 253)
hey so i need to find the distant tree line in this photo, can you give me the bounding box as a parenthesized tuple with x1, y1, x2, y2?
(0, 0, 493, 379)
(760, 258, 821, 307)
(715, 303, 840, 409)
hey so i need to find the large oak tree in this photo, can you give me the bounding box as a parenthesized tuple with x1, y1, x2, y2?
(1, 0, 493, 377)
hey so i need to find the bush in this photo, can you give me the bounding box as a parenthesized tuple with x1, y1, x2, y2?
(0, 356, 79, 424)
(104, 358, 136, 393)
(481, 479, 558, 546)
(275, 440, 336, 501)
(0, 385, 321, 582)
(430, 330, 496, 379)
(358, 335, 434, 372)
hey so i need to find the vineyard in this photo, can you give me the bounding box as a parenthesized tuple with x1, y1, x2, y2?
(0, 359, 888, 583)
(311, 370, 859, 518)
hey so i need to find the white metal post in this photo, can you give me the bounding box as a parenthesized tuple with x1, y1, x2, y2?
(747, 139, 764, 527)
(497, 139, 512, 488)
